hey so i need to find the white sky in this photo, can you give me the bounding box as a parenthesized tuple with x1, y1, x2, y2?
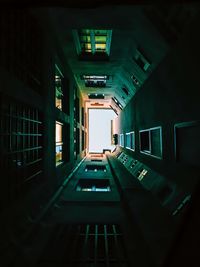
(89, 109, 116, 153)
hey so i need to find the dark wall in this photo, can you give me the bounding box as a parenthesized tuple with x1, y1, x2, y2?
(115, 14, 200, 195)
(0, 9, 84, 219)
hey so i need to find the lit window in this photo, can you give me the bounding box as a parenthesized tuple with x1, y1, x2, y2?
(125, 132, 135, 151)
(131, 74, 140, 86)
(73, 29, 112, 56)
(82, 75, 108, 87)
(55, 64, 64, 110)
(137, 169, 148, 181)
(56, 121, 63, 166)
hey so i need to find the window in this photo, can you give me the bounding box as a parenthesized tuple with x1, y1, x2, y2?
(76, 128, 80, 155)
(174, 121, 200, 166)
(82, 75, 108, 87)
(55, 121, 64, 166)
(140, 130, 151, 153)
(119, 134, 124, 147)
(88, 94, 105, 99)
(76, 179, 111, 192)
(82, 130, 85, 151)
(76, 97, 80, 123)
(139, 127, 162, 158)
(131, 74, 140, 86)
(122, 87, 129, 96)
(134, 48, 151, 72)
(73, 29, 112, 56)
(81, 107, 85, 126)
(85, 165, 106, 172)
(112, 97, 123, 110)
(55, 65, 64, 111)
(125, 131, 135, 151)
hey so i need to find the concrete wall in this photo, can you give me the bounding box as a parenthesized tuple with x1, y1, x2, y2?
(114, 14, 200, 196)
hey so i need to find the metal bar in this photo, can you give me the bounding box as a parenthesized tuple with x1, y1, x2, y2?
(24, 170, 42, 182)
(82, 224, 90, 262)
(68, 225, 81, 266)
(113, 224, 122, 261)
(104, 224, 110, 267)
(6, 146, 43, 155)
(0, 112, 42, 123)
(94, 224, 98, 266)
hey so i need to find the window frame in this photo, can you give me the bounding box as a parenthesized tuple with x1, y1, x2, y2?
(55, 64, 64, 111)
(55, 121, 64, 166)
(139, 126, 162, 159)
(119, 133, 125, 147)
(73, 29, 112, 56)
(125, 131, 135, 151)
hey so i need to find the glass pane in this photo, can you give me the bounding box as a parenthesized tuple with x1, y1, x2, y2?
(56, 122, 62, 143)
(94, 30, 107, 35)
(95, 36, 107, 42)
(130, 132, 135, 150)
(95, 43, 106, 51)
(55, 97, 62, 110)
(81, 43, 92, 52)
(80, 29, 91, 35)
(56, 144, 63, 164)
(80, 35, 91, 42)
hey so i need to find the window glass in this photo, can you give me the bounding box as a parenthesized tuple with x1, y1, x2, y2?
(56, 121, 63, 165)
(77, 29, 112, 55)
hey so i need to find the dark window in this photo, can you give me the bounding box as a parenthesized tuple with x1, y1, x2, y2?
(76, 128, 80, 155)
(85, 165, 106, 172)
(88, 94, 105, 99)
(76, 97, 80, 123)
(82, 75, 108, 87)
(140, 130, 150, 153)
(81, 107, 84, 126)
(140, 127, 162, 158)
(122, 87, 129, 96)
(134, 48, 151, 72)
(82, 130, 85, 151)
(174, 121, 200, 166)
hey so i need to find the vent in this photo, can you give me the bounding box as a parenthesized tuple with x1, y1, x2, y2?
(91, 159, 102, 162)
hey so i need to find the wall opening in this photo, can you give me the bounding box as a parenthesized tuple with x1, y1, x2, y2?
(88, 109, 116, 153)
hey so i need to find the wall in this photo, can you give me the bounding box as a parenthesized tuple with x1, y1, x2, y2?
(0, 9, 84, 220)
(114, 14, 200, 196)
